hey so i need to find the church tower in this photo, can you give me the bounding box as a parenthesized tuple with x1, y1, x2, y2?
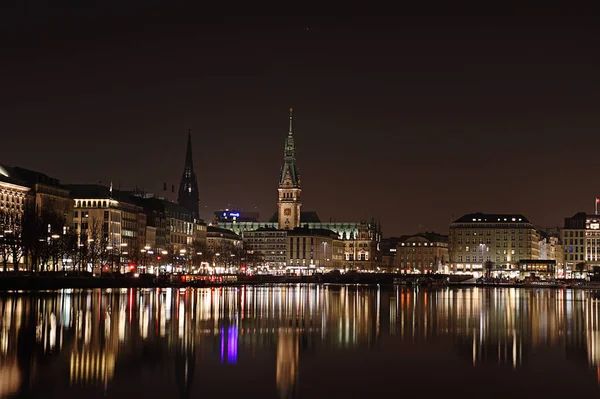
(177, 130, 200, 219)
(278, 108, 301, 230)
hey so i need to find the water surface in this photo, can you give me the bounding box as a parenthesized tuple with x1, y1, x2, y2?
(0, 285, 599, 398)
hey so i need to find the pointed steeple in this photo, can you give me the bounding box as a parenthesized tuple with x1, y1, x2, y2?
(178, 129, 200, 219)
(279, 108, 300, 187)
(184, 129, 194, 177)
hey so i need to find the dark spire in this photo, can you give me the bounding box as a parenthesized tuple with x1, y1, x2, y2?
(178, 130, 200, 219)
(279, 108, 300, 187)
(184, 129, 194, 177)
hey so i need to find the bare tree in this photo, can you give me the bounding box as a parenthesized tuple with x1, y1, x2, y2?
(0, 208, 12, 271)
(86, 218, 109, 272)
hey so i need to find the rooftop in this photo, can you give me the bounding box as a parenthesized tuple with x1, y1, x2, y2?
(452, 213, 531, 224)
(269, 210, 322, 223)
(288, 227, 339, 238)
(207, 226, 240, 239)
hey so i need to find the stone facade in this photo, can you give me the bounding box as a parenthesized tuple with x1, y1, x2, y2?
(449, 213, 539, 277)
(395, 232, 449, 273)
(562, 212, 600, 277)
(286, 227, 345, 273)
(243, 227, 287, 269)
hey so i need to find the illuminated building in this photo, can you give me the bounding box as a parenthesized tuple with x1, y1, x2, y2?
(0, 168, 31, 270)
(0, 168, 29, 216)
(212, 209, 259, 224)
(177, 130, 200, 220)
(277, 108, 302, 230)
(538, 230, 564, 276)
(127, 193, 208, 266)
(1, 165, 73, 227)
(208, 109, 382, 270)
(206, 226, 242, 251)
(243, 227, 287, 269)
(562, 212, 600, 277)
(449, 213, 539, 277)
(286, 227, 345, 273)
(395, 232, 448, 273)
(68, 184, 147, 271)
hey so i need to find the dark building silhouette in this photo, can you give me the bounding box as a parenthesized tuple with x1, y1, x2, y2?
(177, 130, 200, 219)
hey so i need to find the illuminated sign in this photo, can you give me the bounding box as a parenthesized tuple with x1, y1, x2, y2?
(591, 223, 600, 230)
(229, 212, 240, 217)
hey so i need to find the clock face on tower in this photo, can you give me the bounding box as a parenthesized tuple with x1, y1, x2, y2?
(284, 208, 291, 216)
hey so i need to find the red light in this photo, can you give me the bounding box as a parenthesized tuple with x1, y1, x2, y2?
(157, 256, 161, 260)
(130, 265, 135, 270)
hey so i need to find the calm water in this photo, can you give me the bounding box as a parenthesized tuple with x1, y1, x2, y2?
(1, 285, 600, 398)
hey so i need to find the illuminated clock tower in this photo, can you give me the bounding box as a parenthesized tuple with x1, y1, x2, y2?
(278, 108, 301, 230)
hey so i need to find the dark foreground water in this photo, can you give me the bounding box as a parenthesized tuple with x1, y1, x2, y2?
(1, 285, 600, 398)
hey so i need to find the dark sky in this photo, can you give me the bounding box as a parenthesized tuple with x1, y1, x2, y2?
(1, 10, 600, 235)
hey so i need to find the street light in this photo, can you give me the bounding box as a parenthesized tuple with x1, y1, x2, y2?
(179, 249, 187, 273)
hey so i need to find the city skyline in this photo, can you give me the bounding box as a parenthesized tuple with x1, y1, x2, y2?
(3, 12, 600, 235)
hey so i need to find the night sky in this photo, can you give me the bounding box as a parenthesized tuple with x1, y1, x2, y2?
(2, 10, 600, 235)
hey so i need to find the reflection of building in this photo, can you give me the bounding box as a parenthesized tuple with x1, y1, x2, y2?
(395, 232, 448, 273)
(449, 213, 539, 277)
(276, 329, 299, 399)
(286, 227, 345, 272)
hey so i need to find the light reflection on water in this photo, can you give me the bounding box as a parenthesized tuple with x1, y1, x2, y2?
(0, 285, 599, 398)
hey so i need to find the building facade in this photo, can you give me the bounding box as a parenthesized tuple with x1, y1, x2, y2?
(449, 213, 539, 277)
(396, 232, 449, 274)
(213, 209, 259, 224)
(68, 185, 147, 272)
(286, 227, 345, 273)
(207, 226, 242, 251)
(562, 212, 600, 277)
(243, 227, 287, 270)
(344, 219, 382, 271)
(538, 230, 564, 277)
(3, 165, 74, 228)
(0, 168, 30, 270)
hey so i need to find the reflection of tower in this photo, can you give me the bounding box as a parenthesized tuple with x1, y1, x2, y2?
(277, 108, 301, 230)
(276, 328, 299, 399)
(175, 344, 196, 399)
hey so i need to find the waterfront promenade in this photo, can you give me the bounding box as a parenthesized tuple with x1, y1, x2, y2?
(0, 272, 475, 291)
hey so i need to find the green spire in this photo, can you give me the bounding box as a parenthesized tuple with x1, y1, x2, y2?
(279, 108, 300, 187)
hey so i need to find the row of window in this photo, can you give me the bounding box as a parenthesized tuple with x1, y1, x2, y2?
(455, 229, 530, 236)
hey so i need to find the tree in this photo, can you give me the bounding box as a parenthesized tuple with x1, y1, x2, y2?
(484, 260, 494, 278)
(0, 208, 13, 271)
(86, 218, 109, 272)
